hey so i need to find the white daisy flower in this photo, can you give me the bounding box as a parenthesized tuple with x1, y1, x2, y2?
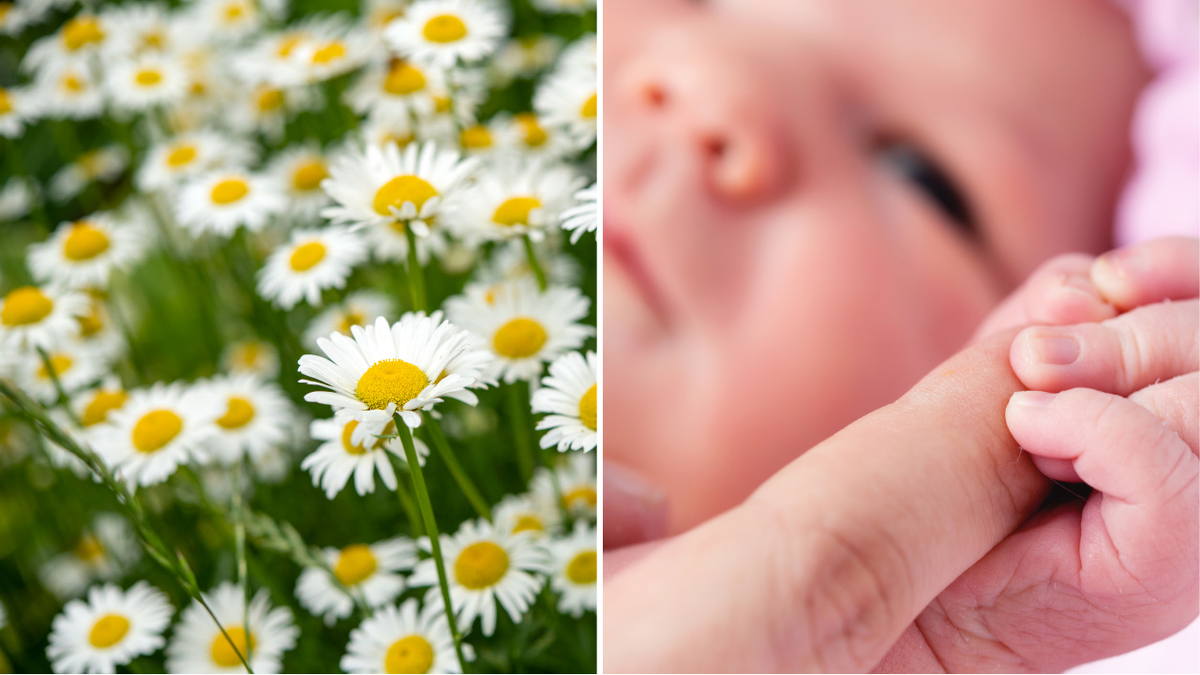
(383, 0, 506, 68)
(42, 377, 129, 479)
(221, 339, 280, 379)
(0, 176, 39, 221)
(74, 296, 127, 362)
(234, 24, 318, 88)
(287, 20, 369, 84)
(531, 350, 596, 452)
(532, 452, 595, 519)
(256, 226, 368, 310)
(39, 513, 141, 599)
(27, 215, 147, 290)
(32, 64, 105, 120)
(295, 537, 417, 625)
(495, 111, 577, 160)
(91, 381, 221, 489)
(0, 85, 32, 138)
(443, 278, 592, 384)
(301, 413, 429, 500)
(359, 112, 417, 153)
(548, 521, 596, 617)
(534, 66, 597, 150)
(137, 131, 257, 193)
(298, 314, 476, 442)
(321, 139, 477, 238)
(559, 182, 596, 244)
(265, 143, 333, 222)
(491, 35, 563, 84)
(46, 581, 173, 675)
(362, 0, 410, 38)
(0, 284, 90, 351)
(101, 2, 181, 59)
(23, 13, 110, 76)
(166, 582, 299, 675)
(107, 53, 189, 112)
(394, 309, 495, 405)
(493, 492, 561, 538)
(187, 0, 262, 43)
(303, 289, 395, 349)
(203, 374, 293, 466)
(49, 144, 130, 203)
(176, 170, 286, 239)
(0, 1, 36, 36)
(223, 83, 320, 142)
(12, 340, 108, 404)
(341, 598, 473, 674)
(451, 158, 583, 244)
(345, 57, 446, 120)
(410, 518, 552, 637)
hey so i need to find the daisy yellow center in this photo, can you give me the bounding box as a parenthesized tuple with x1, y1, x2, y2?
(312, 41, 346, 64)
(341, 419, 368, 454)
(257, 88, 284, 112)
(373, 175, 438, 216)
(88, 614, 129, 649)
(356, 359, 428, 411)
(63, 17, 104, 51)
(141, 30, 165, 49)
(0, 89, 10, 115)
(580, 92, 597, 119)
(292, 160, 328, 191)
(79, 307, 103, 336)
(385, 635, 434, 674)
(211, 626, 256, 668)
(516, 113, 547, 148)
(579, 384, 597, 431)
(492, 196, 541, 227)
(422, 14, 466, 43)
(62, 75, 85, 93)
(373, 7, 405, 27)
(75, 533, 105, 561)
(433, 95, 452, 113)
(276, 34, 303, 57)
(492, 318, 547, 359)
(135, 68, 163, 87)
(459, 125, 492, 149)
(512, 515, 543, 533)
(289, 241, 326, 271)
(384, 60, 426, 95)
(337, 311, 365, 334)
(167, 144, 197, 167)
(563, 487, 597, 511)
(82, 390, 127, 427)
(37, 354, 72, 380)
(131, 409, 183, 453)
(454, 541, 509, 590)
(62, 221, 111, 261)
(383, 132, 415, 148)
(235, 341, 263, 368)
(1, 286, 53, 327)
(0, 4, 9, 21)
(217, 396, 255, 429)
(211, 178, 249, 205)
(566, 550, 597, 584)
(222, 1, 246, 23)
(335, 544, 378, 586)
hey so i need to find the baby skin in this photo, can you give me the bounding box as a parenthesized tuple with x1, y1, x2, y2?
(604, 238, 1198, 672)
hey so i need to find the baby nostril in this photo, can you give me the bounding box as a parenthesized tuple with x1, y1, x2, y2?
(702, 136, 727, 159)
(644, 84, 668, 108)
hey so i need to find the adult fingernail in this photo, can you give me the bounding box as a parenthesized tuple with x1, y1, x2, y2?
(1011, 391, 1057, 408)
(1030, 333, 1080, 365)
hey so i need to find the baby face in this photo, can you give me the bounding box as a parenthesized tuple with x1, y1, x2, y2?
(604, 0, 1147, 534)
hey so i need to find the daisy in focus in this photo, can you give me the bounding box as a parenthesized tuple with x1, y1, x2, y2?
(298, 314, 477, 442)
(27, 215, 148, 290)
(295, 537, 417, 625)
(257, 225, 368, 309)
(321, 139, 477, 238)
(410, 518, 552, 637)
(46, 581, 173, 675)
(451, 158, 583, 244)
(548, 521, 597, 617)
(341, 598, 472, 674)
(91, 381, 221, 489)
(383, 0, 507, 68)
(166, 582, 298, 675)
(444, 278, 592, 383)
(531, 350, 597, 452)
(559, 182, 597, 244)
(302, 413, 430, 499)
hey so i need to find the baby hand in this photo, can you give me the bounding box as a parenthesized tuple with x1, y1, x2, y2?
(885, 238, 1198, 672)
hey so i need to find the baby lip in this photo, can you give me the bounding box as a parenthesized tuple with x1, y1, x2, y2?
(605, 217, 671, 325)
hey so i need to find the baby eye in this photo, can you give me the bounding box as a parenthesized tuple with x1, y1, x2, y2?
(875, 140, 975, 233)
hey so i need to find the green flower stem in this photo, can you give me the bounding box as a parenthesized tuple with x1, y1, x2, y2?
(35, 346, 80, 427)
(231, 461, 253, 663)
(505, 381, 536, 482)
(403, 225, 427, 312)
(0, 378, 254, 673)
(392, 468, 425, 537)
(421, 412, 491, 521)
(395, 416, 467, 673)
(522, 235, 548, 291)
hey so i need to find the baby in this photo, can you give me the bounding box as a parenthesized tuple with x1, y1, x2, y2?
(603, 0, 1197, 671)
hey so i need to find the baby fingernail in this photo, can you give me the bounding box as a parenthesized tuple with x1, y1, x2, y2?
(1095, 248, 1144, 281)
(1011, 391, 1056, 408)
(1030, 333, 1079, 365)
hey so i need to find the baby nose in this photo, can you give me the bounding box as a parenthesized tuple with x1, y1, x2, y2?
(623, 43, 790, 202)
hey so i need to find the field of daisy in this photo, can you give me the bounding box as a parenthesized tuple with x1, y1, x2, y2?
(0, 0, 597, 672)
